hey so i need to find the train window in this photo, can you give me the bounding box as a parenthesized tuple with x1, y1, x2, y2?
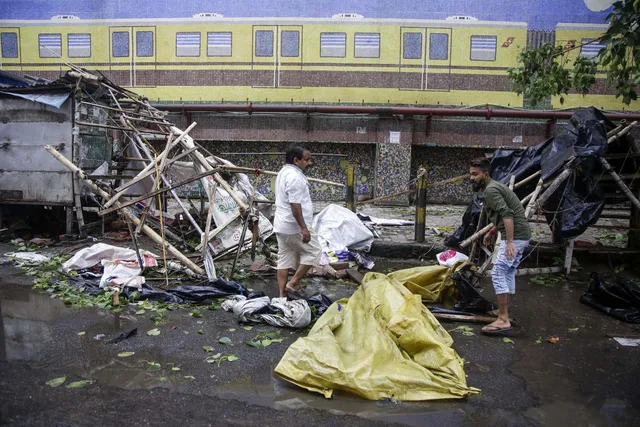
(255, 30, 273, 57)
(580, 38, 605, 58)
(112, 32, 129, 57)
(320, 32, 346, 57)
(281, 31, 299, 57)
(1, 32, 18, 58)
(470, 35, 496, 61)
(176, 32, 201, 57)
(207, 32, 232, 56)
(38, 33, 62, 58)
(354, 33, 380, 58)
(403, 33, 422, 59)
(429, 33, 449, 60)
(136, 31, 153, 57)
(68, 33, 91, 58)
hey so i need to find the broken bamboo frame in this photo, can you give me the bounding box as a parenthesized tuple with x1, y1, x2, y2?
(103, 122, 198, 209)
(359, 173, 467, 205)
(195, 211, 242, 251)
(598, 157, 640, 211)
(173, 128, 249, 212)
(99, 166, 223, 216)
(44, 145, 205, 275)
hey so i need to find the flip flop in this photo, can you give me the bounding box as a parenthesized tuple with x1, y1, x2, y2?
(481, 325, 513, 336)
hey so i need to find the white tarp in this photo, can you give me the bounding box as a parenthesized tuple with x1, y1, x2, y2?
(62, 243, 158, 288)
(312, 204, 374, 252)
(224, 295, 312, 329)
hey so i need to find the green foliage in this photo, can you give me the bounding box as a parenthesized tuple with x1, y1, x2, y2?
(509, 0, 640, 106)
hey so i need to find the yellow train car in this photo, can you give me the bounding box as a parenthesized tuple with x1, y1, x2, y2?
(554, 22, 640, 111)
(0, 15, 528, 106)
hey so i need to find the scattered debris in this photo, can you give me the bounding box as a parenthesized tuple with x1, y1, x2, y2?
(45, 377, 67, 387)
(548, 337, 560, 344)
(117, 352, 136, 358)
(612, 337, 640, 347)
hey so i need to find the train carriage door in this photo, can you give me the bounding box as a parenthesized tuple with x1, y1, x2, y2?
(277, 25, 302, 88)
(425, 28, 451, 91)
(0, 28, 22, 71)
(132, 26, 156, 87)
(109, 27, 133, 87)
(110, 26, 156, 87)
(252, 25, 277, 87)
(398, 27, 426, 90)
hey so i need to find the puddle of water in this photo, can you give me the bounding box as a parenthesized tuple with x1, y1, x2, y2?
(217, 367, 467, 427)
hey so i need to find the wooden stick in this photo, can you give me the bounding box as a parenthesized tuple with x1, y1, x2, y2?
(606, 123, 625, 138)
(44, 145, 205, 275)
(509, 175, 516, 190)
(529, 167, 573, 216)
(99, 166, 223, 216)
(433, 313, 500, 324)
(607, 121, 636, 144)
(202, 183, 217, 259)
(599, 157, 640, 211)
(514, 170, 541, 190)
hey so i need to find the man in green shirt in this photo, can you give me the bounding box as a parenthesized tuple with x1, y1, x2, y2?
(469, 157, 531, 335)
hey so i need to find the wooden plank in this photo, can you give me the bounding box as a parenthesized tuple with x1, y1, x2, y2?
(346, 268, 364, 284)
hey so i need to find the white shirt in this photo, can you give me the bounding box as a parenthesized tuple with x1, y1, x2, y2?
(274, 164, 314, 234)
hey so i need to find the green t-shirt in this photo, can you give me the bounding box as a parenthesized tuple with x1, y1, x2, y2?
(484, 180, 531, 241)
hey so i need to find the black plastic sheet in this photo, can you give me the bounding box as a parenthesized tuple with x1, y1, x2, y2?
(451, 265, 497, 313)
(446, 108, 614, 247)
(580, 272, 640, 323)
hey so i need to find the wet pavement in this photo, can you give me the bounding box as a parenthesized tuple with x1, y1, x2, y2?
(1, 247, 640, 426)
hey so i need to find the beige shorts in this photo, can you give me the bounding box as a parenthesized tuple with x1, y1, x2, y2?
(276, 231, 322, 270)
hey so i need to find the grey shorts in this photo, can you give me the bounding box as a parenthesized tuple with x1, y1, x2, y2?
(491, 239, 529, 295)
(276, 231, 322, 270)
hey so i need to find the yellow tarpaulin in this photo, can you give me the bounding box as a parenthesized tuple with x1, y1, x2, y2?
(274, 265, 480, 401)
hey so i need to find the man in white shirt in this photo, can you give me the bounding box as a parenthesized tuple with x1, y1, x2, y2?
(274, 145, 322, 299)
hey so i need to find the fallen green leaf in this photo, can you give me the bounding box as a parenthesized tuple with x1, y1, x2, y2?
(45, 376, 67, 387)
(147, 328, 160, 336)
(228, 328, 236, 332)
(146, 361, 161, 370)
(247, 340, 261, 348)
(227, 355, 239, 362)
(77, 331, 86, 336)
(184, 375, 196, 380)
(189, 309, 202, 318)
(66, 380, 95, 388)
(172, 367, 181, 371)
(117, 351, 136, 358)
(219, 337, 231, 345)
(243, 326, 253, 331)
(568, 327, 579, 332)
(535, 337, 542, 344)
(211, 353, 222, 359)
(197, 329, 204, 335)
(135, 309, 145, 315)
(183, 331, 189, 334)
(159, 377, 169, 382)
(265, 332, 281, 339)
(203, 345, 214, 352)
(261, 339, 272, 347)
(503, 337, 515, 344)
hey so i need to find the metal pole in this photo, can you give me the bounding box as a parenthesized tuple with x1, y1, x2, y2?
(414, 169, 427, 243)
(346, 164, 356, 212)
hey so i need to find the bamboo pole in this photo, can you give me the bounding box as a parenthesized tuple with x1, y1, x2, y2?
(44, 145, 205, 275)
(606, 123, 625, 138)
(598, 157, 640, 211)
(607, 121, 636, 144)
(204, 162, 345, 187)
(514, 170, 541, 190)
(195, 211, 242, 251)
(564, 239, 575, 275)
(524, 178, 545, 218)
(482, 266, 562, 277)
(528, 167, 573, 216)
